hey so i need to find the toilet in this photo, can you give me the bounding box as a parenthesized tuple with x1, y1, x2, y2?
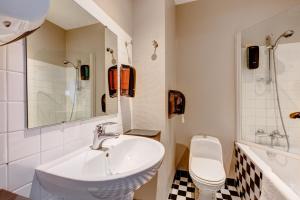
(189, 135, 226, 200)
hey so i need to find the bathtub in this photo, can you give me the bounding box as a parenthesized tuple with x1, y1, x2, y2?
(235, 142, 300, 200)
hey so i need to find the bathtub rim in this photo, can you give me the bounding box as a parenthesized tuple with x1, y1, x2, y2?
(237, 140, 300, 161)
(235, 141, 300, 200)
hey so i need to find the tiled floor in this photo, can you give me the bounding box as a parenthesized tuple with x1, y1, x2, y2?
(168, 170, 240, 200)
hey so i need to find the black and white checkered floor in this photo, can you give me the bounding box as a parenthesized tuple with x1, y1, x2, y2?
(168, 170, 240, 200)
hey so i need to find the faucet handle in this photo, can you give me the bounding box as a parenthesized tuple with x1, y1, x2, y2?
(102, 122, 118, 126)
(96, 122, 117, 128)
(255, 129, 267, 136)
(270, 130, 285, 138)
(95, 122, 118, 136)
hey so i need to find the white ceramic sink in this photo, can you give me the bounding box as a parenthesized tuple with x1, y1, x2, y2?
(34, 135, 165, 200)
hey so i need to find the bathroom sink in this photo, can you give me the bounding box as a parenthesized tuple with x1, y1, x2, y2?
(35, 135, 165, 200)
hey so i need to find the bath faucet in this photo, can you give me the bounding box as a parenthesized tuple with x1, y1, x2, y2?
(255, 129, 287, 148)
(270, 130, 287, 147)
(255, 129, 268, 137)
(91, 122, 120, 151)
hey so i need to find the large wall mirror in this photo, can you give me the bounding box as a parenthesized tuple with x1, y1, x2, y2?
(26, 0, 118, 128)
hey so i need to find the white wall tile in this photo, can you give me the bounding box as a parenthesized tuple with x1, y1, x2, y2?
(63, 123, 81, 144)
(7, 102, 25, 132)
(0, 70, 6, 101)
(8, 153, 40, 191)
(8, 129, 40, 162)
(0, 133, 7, 164)
(14, 183, 32, 198)
(7, 40, 24, 73)
(0, 103, 7, 133)
(41, 147, 63, 164)
(242, 44, 300, 151)
(63, 140, 83, 155)
(41, 126, 63, 152)
(7, 72, 24, 101)
(0, 46, 6, 70)
(0, 164, 7, 189)
(79, 121, 98, 146)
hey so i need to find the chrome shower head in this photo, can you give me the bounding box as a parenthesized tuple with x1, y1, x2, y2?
(63, 60, 80, 69)
(63, 60, 70, 65)
(273, 30, 295, 48)
(282, 30, 294, 38)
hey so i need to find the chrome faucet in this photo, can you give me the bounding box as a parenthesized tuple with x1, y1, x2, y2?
(255, 129, 287, 147)
(91, 122, 120, 150)
(270, 130, 286, 147)
(255, 129, 268, 137)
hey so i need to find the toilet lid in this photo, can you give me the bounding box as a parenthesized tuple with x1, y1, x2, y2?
(190, 157, 226, 183)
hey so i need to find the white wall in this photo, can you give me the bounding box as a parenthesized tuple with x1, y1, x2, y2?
(175, 0, 300, 174)
(0, 0, 133, 197)
(132, 1, 166, 198)
(132, 0, 176, 199)
(160, 0, 177, 199)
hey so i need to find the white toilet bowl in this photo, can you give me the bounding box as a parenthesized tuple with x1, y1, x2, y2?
(189, 135, 226, 200)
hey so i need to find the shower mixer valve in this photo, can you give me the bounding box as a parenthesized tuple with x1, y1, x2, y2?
(255, 129, 288, 147)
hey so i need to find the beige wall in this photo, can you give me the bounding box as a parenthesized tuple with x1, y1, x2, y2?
(27, 20, 66, 66)
(93, 0, 133, 36)
(242, 4, 300, 47)
(66, 23, 106, 119)
(175, 0, 300, 175)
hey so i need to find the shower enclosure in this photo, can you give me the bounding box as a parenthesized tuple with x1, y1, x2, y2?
(237, 5, 300, 155)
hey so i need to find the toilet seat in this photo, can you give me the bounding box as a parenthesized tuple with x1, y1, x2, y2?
(190, 157, 226, 184)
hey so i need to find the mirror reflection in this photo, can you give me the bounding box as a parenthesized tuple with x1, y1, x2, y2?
(26, 0, 118, 128)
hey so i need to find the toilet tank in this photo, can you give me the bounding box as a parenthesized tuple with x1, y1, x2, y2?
(190, 135, 223, 162)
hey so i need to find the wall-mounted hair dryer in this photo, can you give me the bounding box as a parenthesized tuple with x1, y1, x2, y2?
(0, 0, 49, 46)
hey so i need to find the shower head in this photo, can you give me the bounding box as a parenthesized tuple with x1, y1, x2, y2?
(282, 30, 294, 38)
(63, 60, 80, 69)
(273, 30, 295, 48)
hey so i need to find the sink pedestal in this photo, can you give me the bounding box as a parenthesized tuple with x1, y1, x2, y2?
(120, 192, 134, 200)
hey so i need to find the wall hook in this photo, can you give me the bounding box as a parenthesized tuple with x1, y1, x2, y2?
(125, 40, 133, 48)
(151, 40, 158, 60)
(107, 48, 117, 65)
